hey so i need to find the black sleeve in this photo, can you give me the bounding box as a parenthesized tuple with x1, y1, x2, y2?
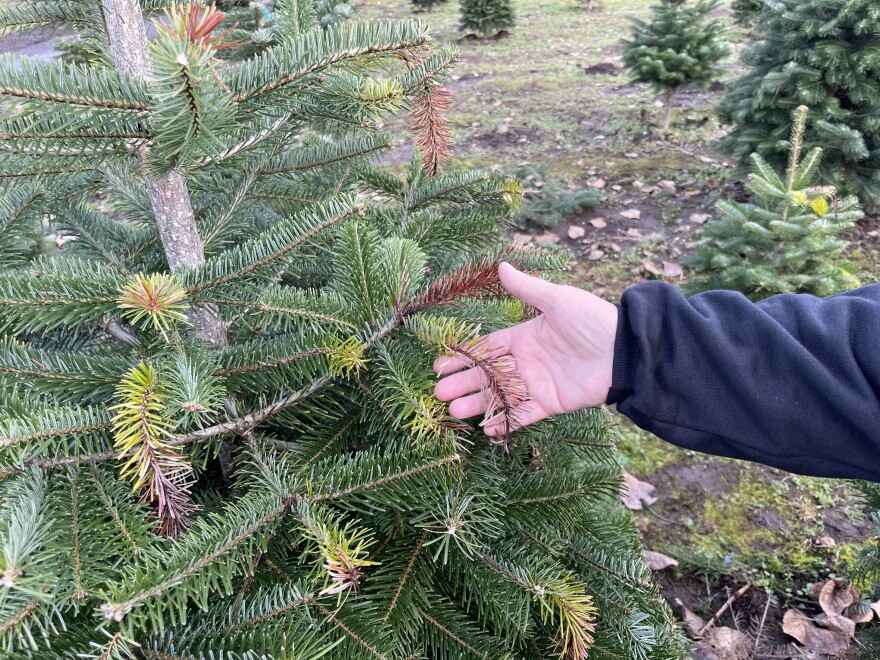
(605, 281, 880, 481)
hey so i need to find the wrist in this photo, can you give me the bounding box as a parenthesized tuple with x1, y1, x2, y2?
(605, 302, 638, 405)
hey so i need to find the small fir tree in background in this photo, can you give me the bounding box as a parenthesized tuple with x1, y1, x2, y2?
(731, 0, 763, 27)
(621, 0, 728, 129)
(687, 106, 862, 300)
(412, 0, 449, 12)
(717, 0, 880, 211)
(460, 0, 515, 38)
(0, 0, 687, 657)
(514, 164, 600, 228)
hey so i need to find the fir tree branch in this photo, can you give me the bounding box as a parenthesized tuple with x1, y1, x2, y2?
(260, 139, 391, 175)
(0, 413, 111, 450)
(213, 347, 330, 376)
(97, 632, 133, 660)
(0, 166, 96, 179)
(0, 56, 149, 111)
(222, 588, 315, 632)
(383, 530, 428, 623)
(300, 416, 357, 469)
(88, 465, 145, 557)
(194, 112, 295, 166)
(0, 597, 40, 638)
(309, 453, 461, 503)
(8, 305, 438, 474)
(67, 470, 88, 600)
(400, 51, 453, 177)
(564, 541, 651, 589)
(228, 21, 430, 104)
(315, 603, 387, 660)
(101, 497, 291, 618)
(416, 605, 486, 658)
(189, 297, 358, 330)
(185, 201, 360, 293)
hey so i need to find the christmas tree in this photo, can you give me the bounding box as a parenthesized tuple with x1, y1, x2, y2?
(0, 0, 686, 657)
(412, 0, 449, 12)
(717, 0, 880, 211)
(621, 0, 728, 129)
(687, 106, 862, 300)
(731, 0, 763, 27)
(460, 0, 515, 38)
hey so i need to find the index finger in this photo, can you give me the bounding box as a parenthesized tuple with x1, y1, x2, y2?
(432, 328, 513, 376)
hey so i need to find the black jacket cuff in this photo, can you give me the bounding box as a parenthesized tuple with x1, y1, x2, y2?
(605, 302, 640, 405)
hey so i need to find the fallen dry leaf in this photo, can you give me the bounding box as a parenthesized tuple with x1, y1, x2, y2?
(698, 627, 750, 660)
(589, 218, 607, 229)
(662, 261, 683, 277)
(699, 155, 716, 164)
(619, 208, 641, 220)
(588, 248, 605, 261)
(621, 472, 657, 510)
(814, 536, 836, 548)
(568, 225, 586, 239)
(643, 261, 662, 277)
(534, 230, 560, 245)
(845, 601, 874, 624)
(626, 227, 642, 238)
(815, 613, 855, 638)
(658, 180, 677, 194)
(818, 578, 854, 617)
(674, 597, 704, 637)
(590, 178, 606, 189)
(644, 550, 678, 571)
(512, 232, 533, 245)
(782, 609, 851, 657)
(689, 212, 711, 224)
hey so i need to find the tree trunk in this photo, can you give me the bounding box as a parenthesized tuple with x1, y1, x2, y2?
(663, 88, 674, 131)
(101, 0, 228, 348)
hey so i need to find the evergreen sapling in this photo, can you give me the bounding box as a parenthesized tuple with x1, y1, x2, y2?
(460, 0, 515, 39)
(717, 0, 880, 211)
(731, 0, 764, 27)
(688, 106, 862, 300)
(411, 0, 449, 12)
(0, 0, 686, 657)
(621, 0, 728, 129)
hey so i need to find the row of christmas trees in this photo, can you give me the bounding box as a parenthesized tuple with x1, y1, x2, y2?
(624, 0, 880, 213)
(405, 0, 880, 214)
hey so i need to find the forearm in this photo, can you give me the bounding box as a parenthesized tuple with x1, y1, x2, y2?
(607, 281, 880, 480)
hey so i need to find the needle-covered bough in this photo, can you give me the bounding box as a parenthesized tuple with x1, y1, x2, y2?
(0, 1, 686, 657)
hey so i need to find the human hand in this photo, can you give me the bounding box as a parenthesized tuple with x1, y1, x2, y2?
(433, 263, 618, 437)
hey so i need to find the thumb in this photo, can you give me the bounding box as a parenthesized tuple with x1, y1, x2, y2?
(498, 262, 560, 312)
